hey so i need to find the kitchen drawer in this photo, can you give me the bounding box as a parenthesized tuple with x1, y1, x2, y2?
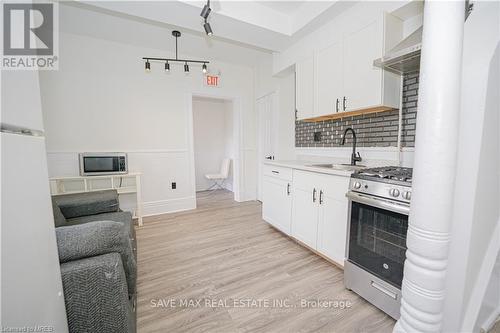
(263, 165, 293, 181)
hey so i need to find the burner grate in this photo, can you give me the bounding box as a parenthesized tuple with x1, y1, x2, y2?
(356, 167, 413, 183)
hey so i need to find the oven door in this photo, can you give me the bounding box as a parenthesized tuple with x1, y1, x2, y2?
(346, 192, 409, 288)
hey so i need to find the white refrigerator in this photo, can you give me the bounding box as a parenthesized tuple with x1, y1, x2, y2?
(1, 70, 68, 331)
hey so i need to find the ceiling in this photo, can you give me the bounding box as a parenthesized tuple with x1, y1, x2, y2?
(255, 1, 307, 15)
(75, 1, 358, 52)
(57, 2, 274, 67)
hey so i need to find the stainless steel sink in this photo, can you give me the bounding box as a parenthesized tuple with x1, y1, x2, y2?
(308, 163, 366, 171)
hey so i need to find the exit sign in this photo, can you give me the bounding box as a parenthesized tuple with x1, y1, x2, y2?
(205, 75, 220, 87)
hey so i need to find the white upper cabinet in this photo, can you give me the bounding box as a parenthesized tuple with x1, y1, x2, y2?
(295, 56, 314, 120)
(315, 41, 343, 117)
(295, 14, 402, 120)
(343, 20, 384, 112)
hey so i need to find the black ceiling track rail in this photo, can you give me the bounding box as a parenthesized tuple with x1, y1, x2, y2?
(142, 30, 209, 72)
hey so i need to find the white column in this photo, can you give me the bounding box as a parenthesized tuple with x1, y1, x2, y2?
(394, 2, 465, 332)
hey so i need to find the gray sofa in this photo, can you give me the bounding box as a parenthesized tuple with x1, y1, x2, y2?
(52, 190, 137, 333)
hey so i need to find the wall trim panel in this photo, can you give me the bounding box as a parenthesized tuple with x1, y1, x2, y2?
(142, 196, 196, 217)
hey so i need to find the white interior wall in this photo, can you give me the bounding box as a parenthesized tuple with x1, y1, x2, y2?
(193, 97, 234, 192)
(40, 12, 260, 216)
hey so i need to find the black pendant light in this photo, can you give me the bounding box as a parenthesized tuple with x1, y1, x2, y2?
(142, 31, 209, 73)
(202, 63, 208, 74)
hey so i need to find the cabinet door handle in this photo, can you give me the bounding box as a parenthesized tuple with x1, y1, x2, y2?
(343, 96, 347, 111)
(312, 188, 317, 202)
(287, 183, 291, 195)
(336, 98, 339, 113)
(319, 190, 324, 204)
(272, 170, 279, 174)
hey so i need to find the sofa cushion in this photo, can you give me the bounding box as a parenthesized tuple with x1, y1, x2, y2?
(60, 253, 134, 333)
(67, 211, 134, 238)
(52, 199, 67, 227)
(53, 190, 119, 219)
(56, 221, 136, 297)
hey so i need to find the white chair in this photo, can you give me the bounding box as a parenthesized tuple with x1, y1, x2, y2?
(205, 158, 231, 191)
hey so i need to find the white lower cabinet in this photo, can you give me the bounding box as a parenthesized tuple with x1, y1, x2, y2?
(317, 190, 349, 265)
(291, 170, 350, 266)
(262, 165, 350, 267)
(290, 186, 319, 248)
(262, 165, 293, 234)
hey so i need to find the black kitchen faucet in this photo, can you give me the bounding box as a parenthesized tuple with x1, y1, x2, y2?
(341, 128, 362, 166)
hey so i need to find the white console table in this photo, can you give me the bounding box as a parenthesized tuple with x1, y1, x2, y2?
(49, 172, 143, 226)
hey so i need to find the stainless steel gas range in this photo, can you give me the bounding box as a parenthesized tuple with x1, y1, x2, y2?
(344, 166, 412, 319)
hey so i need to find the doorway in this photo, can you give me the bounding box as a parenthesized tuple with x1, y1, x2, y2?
(256, 92, 278, 202)
(191, 96, 236, 200)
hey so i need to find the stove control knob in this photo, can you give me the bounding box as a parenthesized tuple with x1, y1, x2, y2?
(389, 188, 400, 197)
(353, 182, 362, 189)
(402, 191, 412, 200)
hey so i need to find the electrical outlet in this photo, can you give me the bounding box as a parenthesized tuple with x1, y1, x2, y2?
(171, 182, 176, 189)
(314, 131, 322, 142)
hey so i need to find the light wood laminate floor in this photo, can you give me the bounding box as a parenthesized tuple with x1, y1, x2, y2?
(136, 190, 395, 333)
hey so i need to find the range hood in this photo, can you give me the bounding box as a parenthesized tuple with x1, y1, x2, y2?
(374, 27, 422, 75)
(374, 1, 473, 75)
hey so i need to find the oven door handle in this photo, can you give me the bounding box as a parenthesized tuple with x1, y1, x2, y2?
(346, 192, 410, 215)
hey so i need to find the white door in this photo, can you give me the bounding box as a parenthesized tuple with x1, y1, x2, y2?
(262, 176, 292, 234)
(296, 56, 314, 120)
(291, 186, 319, 249)
(317, 191, 349, 266)
(315, 41, 344, 117)
(343, 20, 383, 111)
(256, 93, 277, 201)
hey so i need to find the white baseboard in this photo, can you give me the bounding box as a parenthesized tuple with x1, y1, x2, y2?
(142, 196, 196, 216)
(237, 190, 257, 202)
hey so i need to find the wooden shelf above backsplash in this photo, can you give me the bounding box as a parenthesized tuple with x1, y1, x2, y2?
(301, 106, 397, 122)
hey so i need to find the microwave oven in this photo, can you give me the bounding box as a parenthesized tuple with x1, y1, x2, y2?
(79, 153, 128, 176)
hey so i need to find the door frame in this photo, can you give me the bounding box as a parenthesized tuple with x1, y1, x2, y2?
(187, 92, 243, 203)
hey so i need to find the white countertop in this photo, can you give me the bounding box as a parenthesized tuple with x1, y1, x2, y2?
(264, 160, 358, 177)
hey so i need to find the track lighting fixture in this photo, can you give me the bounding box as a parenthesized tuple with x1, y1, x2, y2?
(200, 0, 211, 19)
(142, 30, 209, 74)
(203, 20, 213, 36)
(200, 0, 213, 36)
